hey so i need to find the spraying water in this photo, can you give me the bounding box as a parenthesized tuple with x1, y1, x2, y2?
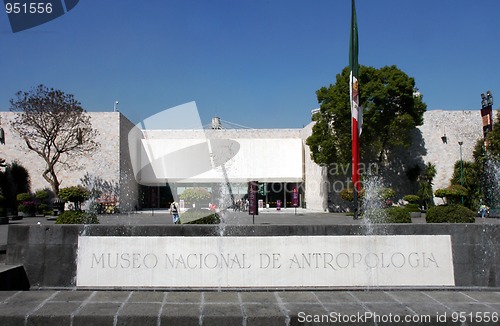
(361, 174, 388, 226)
(484, 153, 500, 211)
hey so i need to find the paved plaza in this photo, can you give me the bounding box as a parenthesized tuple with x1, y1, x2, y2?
(0, 210, 499, 325)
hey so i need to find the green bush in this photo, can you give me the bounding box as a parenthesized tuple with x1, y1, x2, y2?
(181, 208, 220, 224)
(386, 207, 412, 223)
(55, 210, 99, 224)
(363, 207, 411, 223)
(339, 188, 354, 202)
(381, 188, 396, 200)
(37, 203, 49, 215)
(434, 185, 468, 205)
(16, 192, 32, 202)
(17, 192, 36, 215)
(59, 186, 90, 210)
(35, 190, 49, 201)
(403, 194, 420, 203)
(179, 188, 211, 204)
(426, 205, 475, 223)
(405, 203, 421, 212)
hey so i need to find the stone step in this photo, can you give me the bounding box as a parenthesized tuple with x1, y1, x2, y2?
(0, 264, 30, 291)
(0, 290, 499, 326)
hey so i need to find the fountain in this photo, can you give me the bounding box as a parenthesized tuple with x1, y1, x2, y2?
(360, 174, 388, 227)
(484, 153, 500, 217)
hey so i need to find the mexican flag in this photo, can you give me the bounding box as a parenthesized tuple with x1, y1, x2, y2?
(350, 0, 362, 192)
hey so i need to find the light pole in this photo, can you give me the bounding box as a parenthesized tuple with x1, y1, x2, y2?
(114, 100, 119, 112)
(458, 141, 464, 205)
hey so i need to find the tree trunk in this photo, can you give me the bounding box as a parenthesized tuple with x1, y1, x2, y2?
(43, 168, 60, 196)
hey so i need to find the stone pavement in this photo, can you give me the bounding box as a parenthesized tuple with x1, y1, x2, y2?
(0, 290, 499, 325)
(1, 210, 500, 325)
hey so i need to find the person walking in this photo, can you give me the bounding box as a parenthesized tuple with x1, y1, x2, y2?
(170, 201, 180, 224)
(479, 203, 488, 219)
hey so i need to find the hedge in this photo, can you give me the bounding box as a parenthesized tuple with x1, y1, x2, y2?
(55, 210, 99, 224)
(180, 208, 220, 224)
(425, 204, 475, 223)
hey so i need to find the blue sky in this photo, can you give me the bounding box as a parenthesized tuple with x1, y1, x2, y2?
(0, 0, 499, 128)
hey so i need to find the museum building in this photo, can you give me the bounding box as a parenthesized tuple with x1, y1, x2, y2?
(0, 109, 486, 212)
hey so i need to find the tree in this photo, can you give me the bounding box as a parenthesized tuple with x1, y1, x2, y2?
(434, 185, 468, 205)
(485, 111, 500, 156)
(450, 160, 480, 209)
(417, 162, 436, 209)
(9, 85, 99, 195)
(306, 65, 427, 167)
(59, 186, 90, 211)
(179, 187, 211, 204)
(0, 161, 31, 212)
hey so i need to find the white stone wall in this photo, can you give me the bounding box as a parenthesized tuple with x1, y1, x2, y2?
(417, 110, 485, 193)
(119, 114, 139, 211)
(0, 111, 124, 204)
(301, 123, 328, 211)
(299, 110, 491, 209)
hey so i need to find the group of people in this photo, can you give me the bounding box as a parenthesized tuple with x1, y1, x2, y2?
(233, 199, 249, 212)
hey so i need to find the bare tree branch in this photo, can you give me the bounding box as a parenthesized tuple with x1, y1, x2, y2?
(10, 85, 100, 195)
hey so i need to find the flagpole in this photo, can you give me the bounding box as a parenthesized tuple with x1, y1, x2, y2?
(350, 0, 360, 220)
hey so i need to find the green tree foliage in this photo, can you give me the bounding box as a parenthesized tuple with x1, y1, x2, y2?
(0, 161, 31, 212)
(58, 186, 90, 211)
(469, 114, 500, 209)
(485, 111, 500, 156)
(417, 162, 436, 209)
(450, 160, 481, 209)
(306, 65, 427, 167)
(434, 185, 468, 205)
(426, 205, 475, 223)
(179, 187, 211, 204)
(9, 85, 99, 195)
(55, 210, 99, 224)
(403, 194, 420, 203)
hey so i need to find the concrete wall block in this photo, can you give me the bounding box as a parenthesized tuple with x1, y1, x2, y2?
(6, 225, 29, 244)
(6, 224, 500, 288)
(42, 245, 78, 287)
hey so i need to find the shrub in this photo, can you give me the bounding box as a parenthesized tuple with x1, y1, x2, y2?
(55, 210, 99, 224)
(17, 202, 36, 214)
(403, 194, 420, 203)
(386, 207, 412, 223)
(37, 203, 49, 215)
(434, 185, 468, 205)
(59, 186, 90, 210)
(426, 205, 475, 223)
(361, 207, 411, 224)
(181, 208, 220, 224)
(179, 188, 211, 204)
(405, 203, 421, 212)
(16, 192, 32, 202)
(381, 188, 396, 200)
(0, 161, 31, 213)
(339, 188, 353, 202)
(35, 190, 49, 201)
(16, 193, 36, 215)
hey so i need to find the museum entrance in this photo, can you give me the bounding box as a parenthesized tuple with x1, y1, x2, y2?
(139, 182, 303, 210)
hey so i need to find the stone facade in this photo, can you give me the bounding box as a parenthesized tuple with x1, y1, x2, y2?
(416, 110, 485, 196)
(0, 112, 138, 211)
(0, 109, 493, 212)
(301, 123, 328, 211)
(301, 110, 491, 210)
